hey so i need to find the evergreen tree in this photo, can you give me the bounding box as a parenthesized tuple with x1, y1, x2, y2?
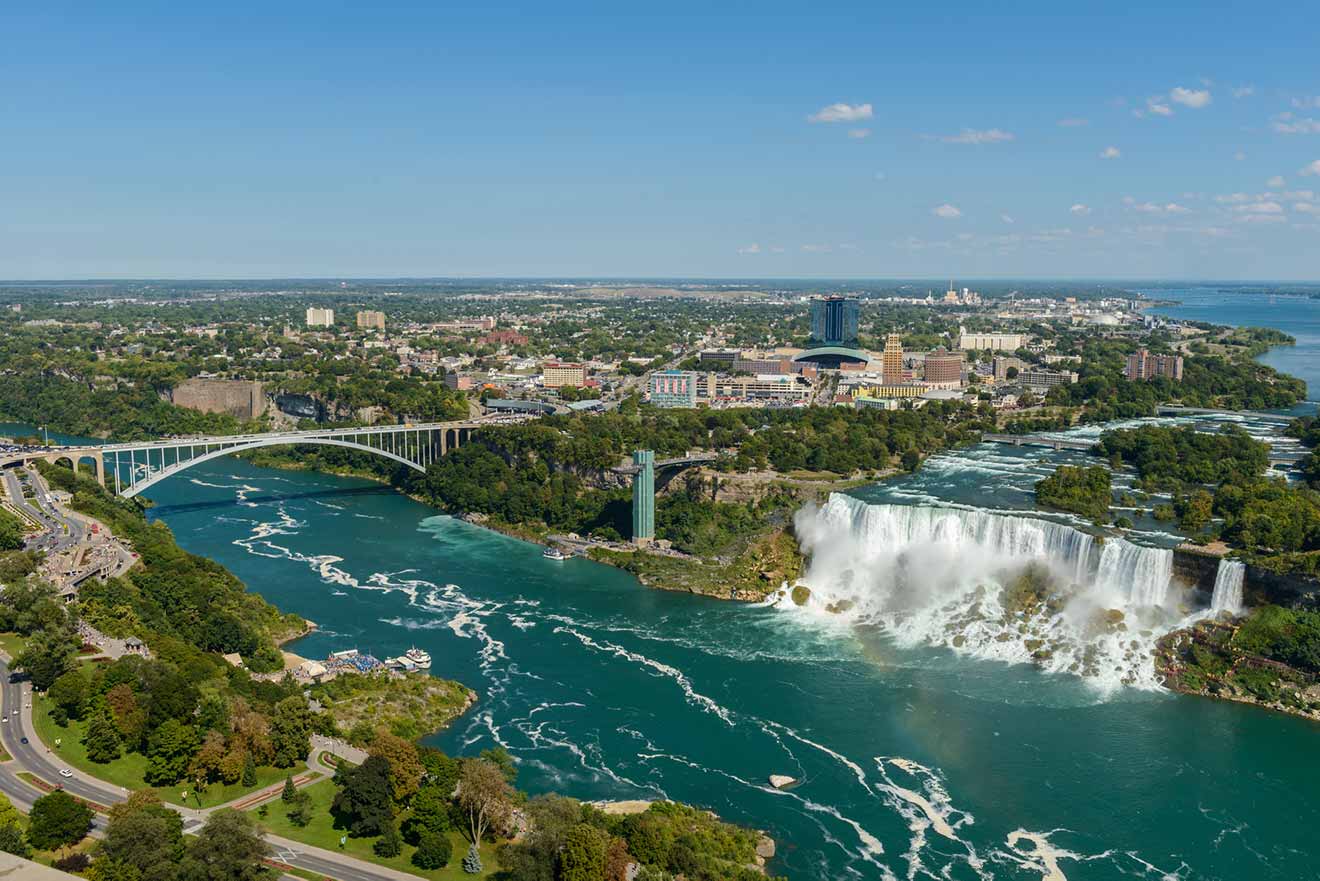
(241, 751, 257, 787)
(84, 700, 122, 763)
(462, 843, 482, 874)
(281, 775, 297, 803)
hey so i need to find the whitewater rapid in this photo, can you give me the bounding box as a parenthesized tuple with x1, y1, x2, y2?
(782, 495, 1206, 692)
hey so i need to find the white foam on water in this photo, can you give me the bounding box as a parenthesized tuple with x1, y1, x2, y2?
(553, 626, 734, 725)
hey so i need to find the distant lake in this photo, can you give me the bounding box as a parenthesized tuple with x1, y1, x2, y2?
(1146, 286, 1320, 408)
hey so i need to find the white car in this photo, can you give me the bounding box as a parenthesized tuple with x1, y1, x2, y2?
(59, 769, 73, 778)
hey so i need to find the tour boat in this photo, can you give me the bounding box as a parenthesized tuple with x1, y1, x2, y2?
(542, 546, 569, 561)
(403, 646, 432, 669)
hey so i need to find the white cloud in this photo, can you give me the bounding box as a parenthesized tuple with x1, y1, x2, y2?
(808, 102, 873, 123)
(737, 243, 761, 255)
(1099, 146, 1121, 159)
(1232, 85, 1255, 99)
(932, 203, 963, 219)
(1057, 118, 1089, 127)
(801, 244, 833, 253)
(1302, 160, 1320, 177)
(1293, 96, 1320, 109)
(1233, 151, 1247, 161)
(1170, 86, 1212, 108)
(1273, 113, 1320, 134)
(1146, 99, 1173, 117)
(1268, 175, 1286, 188)
(1237, 213, 1287, 224)
(1069, 203, 1091, 216)
(1000, 214, 1015, 224)
(1294, 202, 1320, 214)
(938, 128, 1015, 144)
(847, 128, 872, 139)
(1131, 201, 1192, 215)
(1233, 201, 1284, 214)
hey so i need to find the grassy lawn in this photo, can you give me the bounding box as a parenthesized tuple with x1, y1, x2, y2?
(32, 693, 149, 793)
(0, 631, 30, 660)
(254, 779, 499, 879)
(31, 693, 301, 809)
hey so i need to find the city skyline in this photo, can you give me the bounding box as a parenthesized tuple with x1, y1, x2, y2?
(3, 2, 1320, 279)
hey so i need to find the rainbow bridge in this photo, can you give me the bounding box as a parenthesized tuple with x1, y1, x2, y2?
(0, 421, 484, 498)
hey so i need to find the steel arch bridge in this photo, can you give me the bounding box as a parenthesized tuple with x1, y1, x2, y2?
(1, 422, 482, 498)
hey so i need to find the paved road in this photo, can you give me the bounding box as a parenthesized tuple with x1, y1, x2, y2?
(3, 467, 86, 556)
(0, 659, 423, 881)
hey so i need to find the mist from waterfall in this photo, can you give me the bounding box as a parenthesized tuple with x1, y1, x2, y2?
(783, 494, 1194, 692)
(1210, 559, 1246, 616)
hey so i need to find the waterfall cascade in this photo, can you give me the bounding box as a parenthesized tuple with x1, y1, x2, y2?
(784, 494, 1191, 691)
(1210, 560, 1246, 616)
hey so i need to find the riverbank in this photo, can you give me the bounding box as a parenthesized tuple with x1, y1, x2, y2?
(1155, 615, 1320, 722)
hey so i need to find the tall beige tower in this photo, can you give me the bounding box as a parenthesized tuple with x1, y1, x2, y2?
(882, 333, 904, 383)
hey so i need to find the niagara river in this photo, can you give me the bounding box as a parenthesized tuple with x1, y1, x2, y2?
(119, 417, 1317, 881)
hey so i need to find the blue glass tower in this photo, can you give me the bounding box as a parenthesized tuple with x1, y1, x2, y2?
(809, 296, 860, 345)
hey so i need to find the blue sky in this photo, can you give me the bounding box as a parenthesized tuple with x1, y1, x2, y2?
(3, 2, 1319, 280)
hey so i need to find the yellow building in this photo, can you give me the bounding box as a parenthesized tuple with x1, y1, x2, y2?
(543, 362, 587, 388)
(861, 383, 925, 399)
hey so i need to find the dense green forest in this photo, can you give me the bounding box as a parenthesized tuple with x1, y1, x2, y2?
(1094, 425, 1320, 569)
(1034, 465, 1113, 523)
(1097, 424, 1270, 489)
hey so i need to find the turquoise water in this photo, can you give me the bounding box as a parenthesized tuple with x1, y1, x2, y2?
(127, 462, 1317, 881)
